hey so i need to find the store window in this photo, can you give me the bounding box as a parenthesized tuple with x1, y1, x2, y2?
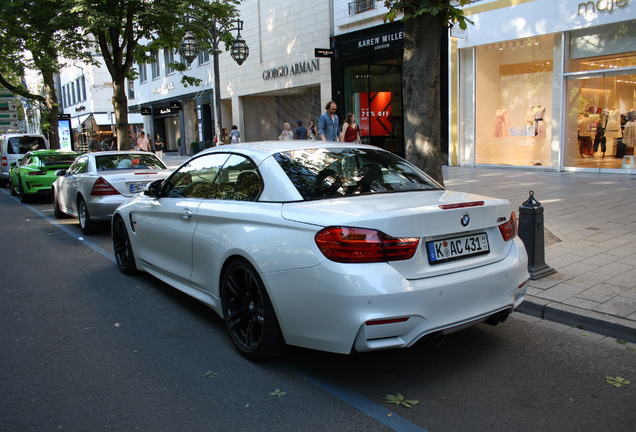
(474, 34, 556, 167)
(343, 60, 403, 155)
(564, 21, 636, 170)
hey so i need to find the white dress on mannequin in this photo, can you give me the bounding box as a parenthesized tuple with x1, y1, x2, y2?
(605, 108, 622, 138)
(623, 110, 636, 149)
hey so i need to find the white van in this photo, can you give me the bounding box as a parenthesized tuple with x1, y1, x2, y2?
(0, 133, 49, 187)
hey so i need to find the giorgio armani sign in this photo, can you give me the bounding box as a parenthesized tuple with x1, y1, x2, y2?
(262, 59, 320, 81)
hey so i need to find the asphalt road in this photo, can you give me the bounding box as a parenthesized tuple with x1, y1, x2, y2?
(1, 190, 635, 432)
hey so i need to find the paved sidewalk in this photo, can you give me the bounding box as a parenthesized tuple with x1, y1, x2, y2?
(443, 166, 636, 342)
(162, 152, 636, 342)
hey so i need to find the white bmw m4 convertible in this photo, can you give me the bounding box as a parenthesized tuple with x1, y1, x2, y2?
(112, 141, 529, 360)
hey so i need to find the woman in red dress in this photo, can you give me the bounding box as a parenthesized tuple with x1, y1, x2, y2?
(339, 113, 361, 143)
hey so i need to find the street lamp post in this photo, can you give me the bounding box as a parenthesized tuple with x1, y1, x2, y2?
(180, 15, 249, 143)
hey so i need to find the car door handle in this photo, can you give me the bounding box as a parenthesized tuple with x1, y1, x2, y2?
(181, 209, 194, 220)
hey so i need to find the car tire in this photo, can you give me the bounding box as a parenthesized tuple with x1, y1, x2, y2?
(112, 216, 137, 275)
(52, 188, 65, 219)
(18, 181, 30, 203)
(77, 197, 95, 235)
(221, 259, 284, 360)
(9, 178, 17, 196)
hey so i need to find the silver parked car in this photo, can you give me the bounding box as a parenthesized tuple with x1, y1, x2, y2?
(52, 151, 171, 234)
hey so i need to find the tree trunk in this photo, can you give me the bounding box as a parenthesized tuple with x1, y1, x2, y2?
(402, 13, 445, 186)
(111, 79, 130, 150)
(42, 73, 59, 150)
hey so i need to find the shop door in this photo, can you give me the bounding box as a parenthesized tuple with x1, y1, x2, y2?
(344, 62, 403, 156)
(565, 69, 636, 172)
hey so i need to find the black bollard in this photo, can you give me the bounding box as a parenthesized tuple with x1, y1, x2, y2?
(518, 190, 556, 279)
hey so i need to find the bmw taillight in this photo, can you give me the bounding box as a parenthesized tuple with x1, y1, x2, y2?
(315, 227, 420, 263)
(91, 177, 120, 196)
(1, 157, 7, 167)
(498, 211, 517, 241)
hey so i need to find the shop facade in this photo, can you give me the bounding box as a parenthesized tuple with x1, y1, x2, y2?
(331, 21, 406, 155)
(453, 0, 636, 172)
(131, 0, 333, 154)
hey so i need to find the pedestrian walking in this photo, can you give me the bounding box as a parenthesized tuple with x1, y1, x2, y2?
(154, 134, 165, 159)
(137, 131, 151, 151)
(89, 133, 101, 152)
(293, 120, 308, 140)
(319, 101, 339, 141)
(279, 122, 294, 140)
(307, 120, 318, 140)
(339, 113, 361, 143)
(229, 125, 241, 144)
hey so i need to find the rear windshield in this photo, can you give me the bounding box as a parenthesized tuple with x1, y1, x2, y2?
(95, 153, 167, 171)
(8, 137, 47, 154)
(273, 147, 441, 200)
(38, 154, 79, 167)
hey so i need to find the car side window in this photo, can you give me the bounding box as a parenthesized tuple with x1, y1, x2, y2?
(210, 154, 262, 201)
(162, 153, 230, 199)
(67, 156, 88, 175)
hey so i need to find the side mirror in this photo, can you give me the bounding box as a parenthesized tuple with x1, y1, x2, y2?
(55, 169, 67, 176)
(144, 179, 163, 198)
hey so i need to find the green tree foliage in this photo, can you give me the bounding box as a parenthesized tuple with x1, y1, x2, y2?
(70, 0, 239, 149)
(0, 0, 91, 148)
(384, 0, 472, 184)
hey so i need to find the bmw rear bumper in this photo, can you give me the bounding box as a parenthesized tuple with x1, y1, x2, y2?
(263, 237, 529, 354)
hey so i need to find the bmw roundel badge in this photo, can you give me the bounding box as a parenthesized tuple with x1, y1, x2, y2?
(461, 213, 470, 227)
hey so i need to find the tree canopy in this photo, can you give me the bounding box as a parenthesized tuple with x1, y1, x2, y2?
(0, 0, 92, 147)
(70, 0, 239, 149)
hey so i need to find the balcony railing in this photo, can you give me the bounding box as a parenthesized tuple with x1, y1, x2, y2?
(348, 0, 376, 15)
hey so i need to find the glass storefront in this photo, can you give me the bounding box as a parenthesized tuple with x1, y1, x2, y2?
(333, 22, 415, 157)
(473, 34, 556, 167)
(460, 19, 636, 172)
(564, 21, 636, 171)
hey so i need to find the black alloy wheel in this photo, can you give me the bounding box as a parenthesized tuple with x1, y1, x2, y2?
(77, 197, 95, 235)
(221, 259, 284, 360)
(112, 216, 137, 275)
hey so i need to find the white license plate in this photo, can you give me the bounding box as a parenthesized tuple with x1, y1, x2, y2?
(129, 183, 146, 193)
(426, 233, 489, 264)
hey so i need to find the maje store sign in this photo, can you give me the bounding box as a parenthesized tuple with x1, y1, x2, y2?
(577, 0, 629, 15)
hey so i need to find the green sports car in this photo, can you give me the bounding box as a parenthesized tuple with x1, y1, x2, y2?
(9, 149, 81, 202)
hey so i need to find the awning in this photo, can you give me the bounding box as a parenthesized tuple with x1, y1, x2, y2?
(71, 114, 90, 129)
(92, 113, 114, 126)
(71, 112, 144, 128)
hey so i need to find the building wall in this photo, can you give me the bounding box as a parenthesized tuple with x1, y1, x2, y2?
(132, 0, 334, 145)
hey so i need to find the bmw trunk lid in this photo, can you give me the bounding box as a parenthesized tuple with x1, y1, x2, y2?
(281, 190, 517, 279)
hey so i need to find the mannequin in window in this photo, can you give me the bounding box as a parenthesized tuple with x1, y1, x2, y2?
(605, 107, 622, 156)
(494, 107, 508, 138)
(623, 110, 636, 154)
(526, 106, 535, 135)
(578, 113, 593, 158)
(534, 105, 547, 138)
